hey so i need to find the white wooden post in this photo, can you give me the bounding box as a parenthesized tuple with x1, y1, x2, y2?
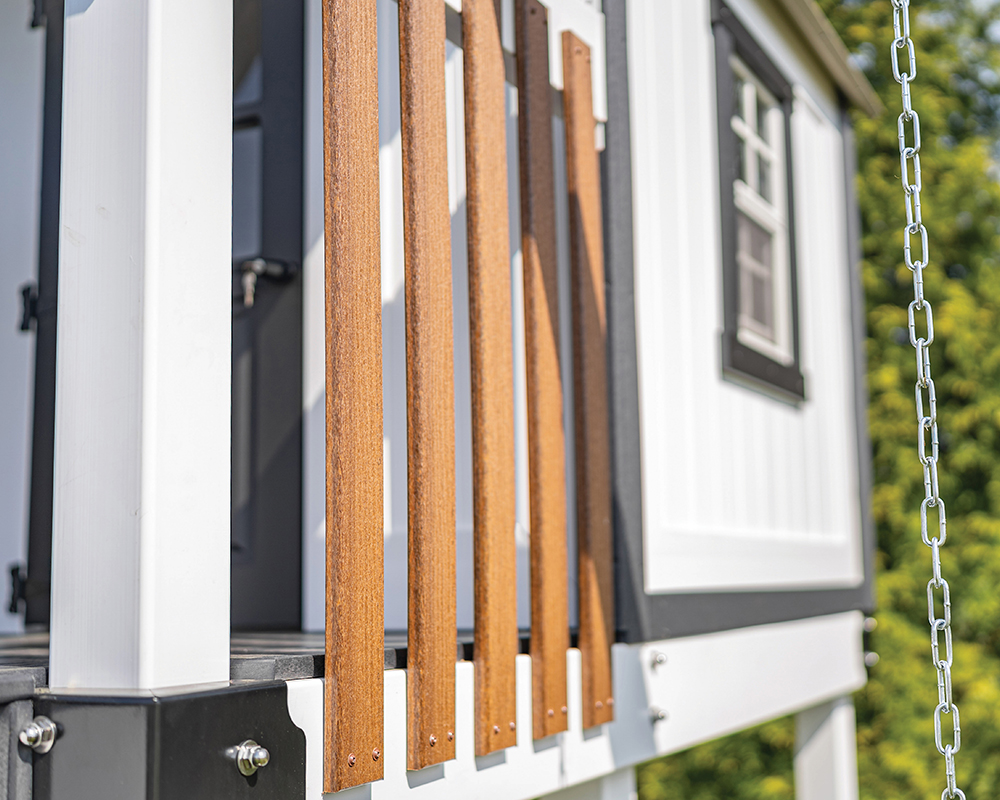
(50, 0, 232, 690)
(794, 697, 861, 800)
(542, 769, 638, 800)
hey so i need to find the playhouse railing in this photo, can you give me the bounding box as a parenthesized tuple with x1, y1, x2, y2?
(322, 0, 614, 791)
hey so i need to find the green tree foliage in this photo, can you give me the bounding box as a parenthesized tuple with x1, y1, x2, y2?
(637, 2, 1000, 797)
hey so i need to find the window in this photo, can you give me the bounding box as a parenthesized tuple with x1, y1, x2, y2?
(713, 1, 804, 399)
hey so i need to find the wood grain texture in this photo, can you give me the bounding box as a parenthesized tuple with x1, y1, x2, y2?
(462, 0, 519, 757)
(399, 0, 458, 771)
(562, 31, 615, 730)
(322, 0, 384, 790)
(515, 0, 570, 740)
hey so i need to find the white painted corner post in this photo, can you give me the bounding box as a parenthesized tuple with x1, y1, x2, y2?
(794, 697, 861, 800)
(50, 0, 233, 689)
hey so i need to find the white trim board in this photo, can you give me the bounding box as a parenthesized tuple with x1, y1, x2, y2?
(287, 611, 866, 798)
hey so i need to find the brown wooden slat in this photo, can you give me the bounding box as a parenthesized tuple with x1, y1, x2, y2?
(399, 0, 458, 771)
(515, 0, 570, 740)
(322, 0, 383, 791)
(562, 31, 615, 730)
(462, 0, 519, 757)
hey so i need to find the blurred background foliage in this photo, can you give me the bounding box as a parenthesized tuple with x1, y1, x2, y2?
(636, 1, 1000, 797)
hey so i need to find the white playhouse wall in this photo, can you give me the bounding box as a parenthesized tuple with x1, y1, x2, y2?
(629, 0, 866, 596)
(302, 0, 866, 624)
(292, 1, 868, 796)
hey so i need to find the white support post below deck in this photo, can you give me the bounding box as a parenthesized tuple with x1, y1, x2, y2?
(541, 768, 637, 800)
(50, 0, 233, 689)
(794, 696, 861, 800)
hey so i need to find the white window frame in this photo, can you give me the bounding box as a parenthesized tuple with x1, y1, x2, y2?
(731, 56, 794, 367)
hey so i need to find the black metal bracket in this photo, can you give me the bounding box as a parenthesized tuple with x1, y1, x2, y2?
(19, 283, 38, 333)
(31, 682, 306, 800)
(7, 565, 26, 615)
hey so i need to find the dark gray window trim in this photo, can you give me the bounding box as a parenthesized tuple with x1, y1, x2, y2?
(713, 0, 805, 400)
(602, 0, 874, 644)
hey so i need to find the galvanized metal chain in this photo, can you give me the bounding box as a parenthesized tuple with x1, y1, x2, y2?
(891, 2, 965, 797)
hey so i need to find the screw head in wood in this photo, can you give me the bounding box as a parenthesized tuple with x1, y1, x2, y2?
(607, 698, 614, 707)
(561, 706, 567, 714)
(595, 701, 603, 710)
(372, 749, 380, 761)
(447, 730, 454, 741)
(348, 753, 357, 767)
(429, 735, 437, 747)
(509, 721, 516, 731)
(493, 725, 500, 734)
(547, 708, 554, 717)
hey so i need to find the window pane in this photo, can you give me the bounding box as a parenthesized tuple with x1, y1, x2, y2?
(736, 136, 746, 183)
(756, 95, 769, 142)
(737, 211, 774, 339)
(751, 273, 771, 328)
(757, 154, 771, 203)
(748, 214, 772, 264)
(733, 75, 745, 119)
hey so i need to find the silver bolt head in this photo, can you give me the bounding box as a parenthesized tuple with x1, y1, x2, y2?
(651, 651, 668, 668)
(649, 707, 668, 722)
(18, 723, 40, 747)
(19, 716, 57, 754)
(252, 746, 270, 768)
(236, 739, 269, 776)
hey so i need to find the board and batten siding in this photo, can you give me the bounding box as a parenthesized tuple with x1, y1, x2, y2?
(628, 0, 865, 594)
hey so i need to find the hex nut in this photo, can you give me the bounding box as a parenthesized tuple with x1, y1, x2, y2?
(236, 739, 270, 777)
(19, 716, 57, 754)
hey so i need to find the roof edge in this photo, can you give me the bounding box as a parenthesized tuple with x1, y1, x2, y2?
(774, 0, 883, 117)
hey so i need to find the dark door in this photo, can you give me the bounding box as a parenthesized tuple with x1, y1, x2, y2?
(19, 0, 306, 630)
(231, 0, 304, 629)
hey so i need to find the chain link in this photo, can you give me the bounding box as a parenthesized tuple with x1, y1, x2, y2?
(890, 2, 965, 796)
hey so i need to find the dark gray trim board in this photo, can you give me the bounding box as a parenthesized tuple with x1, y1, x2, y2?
(601, 0, 875, 644)
(24, 0, 65, 626)
(601, 0, 651, 645)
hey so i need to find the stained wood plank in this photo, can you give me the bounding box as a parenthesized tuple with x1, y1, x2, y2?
(515, 0, 570, 740)
(562, 31, 615, 730)
(322, 0, 384, 791)
(462, 0, 519, 757)
(398, 0, 458, 771)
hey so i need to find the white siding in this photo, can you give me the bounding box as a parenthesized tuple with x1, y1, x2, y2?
(629, 0, 864, 594)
